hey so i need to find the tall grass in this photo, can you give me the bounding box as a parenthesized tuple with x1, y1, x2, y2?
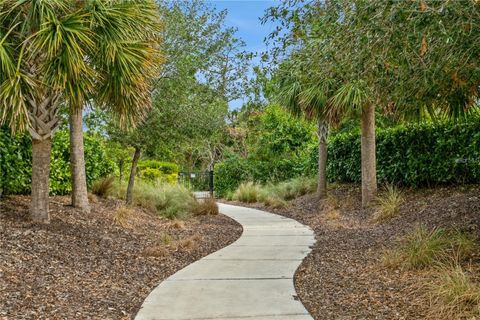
(383, 226, 477, 270)
(231, 176, 317, 207)
(373, 184, 404, 222)
(428, 265, 480, 319)
(91, 176, 115, 198)
(109, 180, 199, 220)
(232, 182, 262, 203)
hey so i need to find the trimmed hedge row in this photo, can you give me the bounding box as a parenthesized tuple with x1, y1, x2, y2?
(215, 119, 480, 197)
(312, 120, 480, 186)
(137, 160, 179, 184)
(0, 128, 115, 195)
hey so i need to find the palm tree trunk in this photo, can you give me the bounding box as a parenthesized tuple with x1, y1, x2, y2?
(69, 106, 90, 212)
(361, 103, 377, 207)
(126, 147, 141, 204)
(317, 118, 328, 200)
(31, 138, 52, 223)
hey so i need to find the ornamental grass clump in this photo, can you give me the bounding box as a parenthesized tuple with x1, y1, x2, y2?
(428, 265, 480, 319)
(109, 180, 197, 219)
(232, 182, 262, 203)
(373, 184, 404, 222)
(383, 226, 476, 270)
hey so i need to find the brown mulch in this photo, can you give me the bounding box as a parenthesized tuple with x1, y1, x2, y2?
(227, 185, 480, 320)
(0, 195, 242, 320)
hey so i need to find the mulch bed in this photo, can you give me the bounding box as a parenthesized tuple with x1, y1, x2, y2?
(227, 185, 480, 319)
(0, 195, 242, 320)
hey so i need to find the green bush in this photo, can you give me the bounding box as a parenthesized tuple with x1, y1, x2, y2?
(310, 119, 480, 186)
(214, 155, 313, 198)
(0, 128, 32, 194)
(214, 155, 252, 198)
(137, 160, 179, 174)
(139, 167, 162, 182)
(0, 128, 115, 195)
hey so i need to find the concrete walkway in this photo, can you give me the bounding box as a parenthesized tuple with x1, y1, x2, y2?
(135, 203, 315, 320)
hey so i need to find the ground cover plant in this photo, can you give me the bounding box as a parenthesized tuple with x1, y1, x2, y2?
(226, 184, 480, 319)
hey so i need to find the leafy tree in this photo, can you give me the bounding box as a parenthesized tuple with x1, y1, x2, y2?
(107, 1, 249, 203)
(0, 1, 161, 222)
(264, 0, 480, 206)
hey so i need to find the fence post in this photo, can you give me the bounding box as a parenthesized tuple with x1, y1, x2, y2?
(209, 170, 214, 197)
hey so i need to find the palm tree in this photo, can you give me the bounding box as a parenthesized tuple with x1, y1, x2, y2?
(329, 81, 377, 207)
(276, 72, 330, 199)
(0, 1, 161, 222)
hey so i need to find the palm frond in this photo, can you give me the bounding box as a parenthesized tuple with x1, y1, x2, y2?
(327, 80, 369, 125)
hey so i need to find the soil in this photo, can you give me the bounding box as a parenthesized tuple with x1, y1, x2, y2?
(227, 184, 480, 320)
(0, 195, 242, 320)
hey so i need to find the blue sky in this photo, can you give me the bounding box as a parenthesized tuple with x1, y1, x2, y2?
(207, 0, 278, 108)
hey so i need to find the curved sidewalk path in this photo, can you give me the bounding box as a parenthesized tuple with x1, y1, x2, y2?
(135, 203, 315, 320)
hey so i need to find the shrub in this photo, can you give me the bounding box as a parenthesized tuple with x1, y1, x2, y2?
(232, 182, 262, 203)
(137, 160, 179, 174)
(214, 155, 252, 198)
(373, 184, 404, 222)
(91, 176, 115, 198)
(0, 128, 115, 195)
(310, 119, 480, 186)
(139, 167, 162, 182)
(192, 197, 219, 216)
(137, 160, 179, 184)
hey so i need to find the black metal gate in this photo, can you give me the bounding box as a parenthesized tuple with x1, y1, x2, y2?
(178, 171, 214, 198)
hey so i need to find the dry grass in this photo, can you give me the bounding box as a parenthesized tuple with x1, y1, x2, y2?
(92, 176, 115, 198)
(427, 265, 480, 319)
(175, 234, 201, 251)
(87, 193, 99, 204)
(171, 219, 186, 230)
(264, 196, 287, 209)
(373, 184, 404, 222)
(193, 197, 219, 216)
(112, 206, 134, 227)
(159, 232, 173, 245)
(324, 209, 341, 221)
(142, 245, 169, 257)
(142, 234, 201, 257)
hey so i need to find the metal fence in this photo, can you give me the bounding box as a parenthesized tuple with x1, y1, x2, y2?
(178, 171, 214, 198)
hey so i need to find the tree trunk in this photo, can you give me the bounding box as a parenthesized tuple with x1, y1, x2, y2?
(31, 138, 53, 223)
(126, 147, 141, 205)
(69, 106, 90, 212)
(317, 118, 328, 200)
(361, 103, 377, 207)
(119, 159, 124, 183)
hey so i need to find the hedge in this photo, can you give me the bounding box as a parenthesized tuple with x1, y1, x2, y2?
(137, 159, 178, 184)
(214, 154, 312, 198)
(312, 119, 480, 186)
(0, 128, 115, 195)
(215, 119, 480, 197)
(137, 160, 179, 174)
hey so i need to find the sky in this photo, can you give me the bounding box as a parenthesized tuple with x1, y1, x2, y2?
(206, 0, 278, 109)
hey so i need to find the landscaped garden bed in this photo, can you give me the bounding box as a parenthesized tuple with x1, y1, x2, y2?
(0, 195, 242, 319)
(226, 184, 480, 319)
